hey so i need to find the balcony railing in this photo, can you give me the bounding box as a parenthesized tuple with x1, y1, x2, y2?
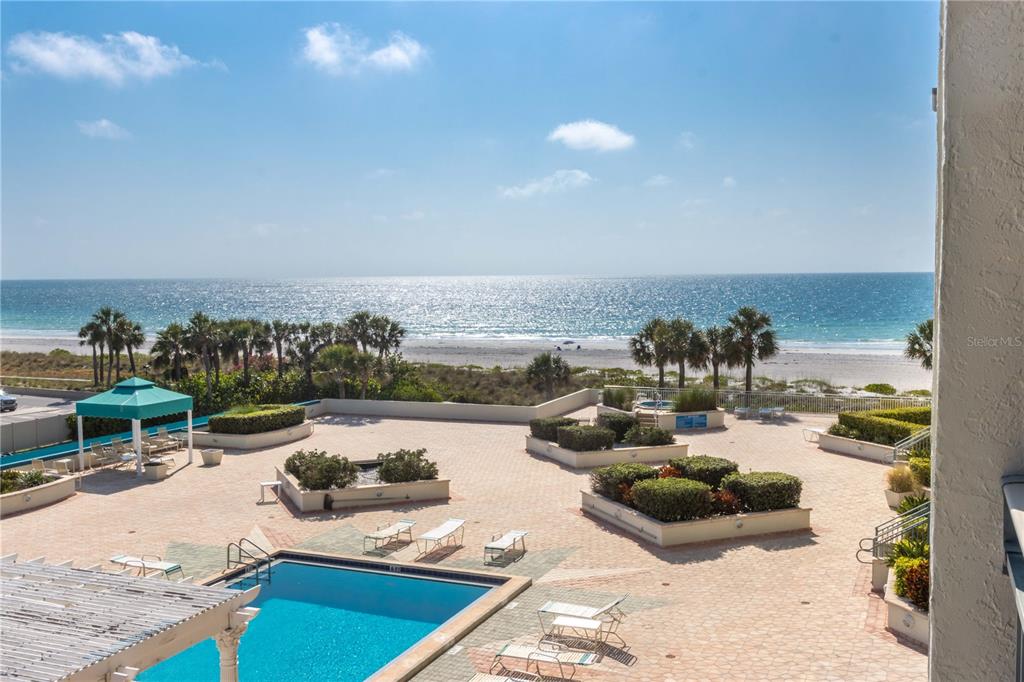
(1003, 474, 1024, 681)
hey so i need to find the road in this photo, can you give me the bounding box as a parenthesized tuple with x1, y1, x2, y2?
(0, 392, 76, 425)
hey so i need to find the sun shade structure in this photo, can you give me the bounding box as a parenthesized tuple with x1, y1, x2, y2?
(0, 556, 259, 682)
(75, 378, 195, 474)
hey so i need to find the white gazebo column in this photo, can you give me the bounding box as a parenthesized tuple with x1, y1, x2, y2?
(215, 608, 258, 682)
(76, 416, 85, 471)
(187, 409, 194, 465)
(132, 419, 143, 476)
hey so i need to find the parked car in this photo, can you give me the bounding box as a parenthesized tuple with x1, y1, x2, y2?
(0, 389, 17, 412)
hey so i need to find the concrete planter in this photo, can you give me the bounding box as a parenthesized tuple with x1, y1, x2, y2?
(200, 448, 223, 466)
(143, 462, 169, 480)
(192, 420, 314, 451)
(817, 432, 894, 463)
(580, 490, 811, 548)
(525, 435, 688, 468)
(884, 573, 929, 648)
(885, 488, 918, 509)
(0, 475, 76, 516)
(276, 466, 451, 513)
(648, 408, 726, 431)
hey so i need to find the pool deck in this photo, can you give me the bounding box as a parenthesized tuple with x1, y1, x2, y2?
(0, 409, 927, 681)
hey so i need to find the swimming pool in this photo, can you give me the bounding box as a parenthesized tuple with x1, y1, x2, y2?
(138, 558, 492, 681)
(637, 399, 673, 409)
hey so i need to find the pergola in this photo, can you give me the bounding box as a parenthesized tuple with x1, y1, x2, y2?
(75, 378, 195, 475)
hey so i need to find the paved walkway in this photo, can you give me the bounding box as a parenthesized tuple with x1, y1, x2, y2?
(0, 410, 927, 680)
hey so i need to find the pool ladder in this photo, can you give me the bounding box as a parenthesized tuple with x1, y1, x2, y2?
(227, 537, 273, 585)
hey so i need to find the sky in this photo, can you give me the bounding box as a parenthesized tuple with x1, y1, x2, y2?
(0, 1, 940, 279)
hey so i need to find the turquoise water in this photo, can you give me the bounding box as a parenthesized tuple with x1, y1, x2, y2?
(0, 274, 933, 350)
(139, 561, 490, 682)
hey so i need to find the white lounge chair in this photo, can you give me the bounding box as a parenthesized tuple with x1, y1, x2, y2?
(484, 530, 528, 564)
(491, 643, 598, 681)
(110, 554, 184, 579)
(29, 459, 61, 477)
(469, 672, 539, 682)
(415, 518, 465, 557)
(364, 519, 416, 554)
(537, 594, 628, 625)
(156, 427, 185, 450)
(803, 427, 826, 442)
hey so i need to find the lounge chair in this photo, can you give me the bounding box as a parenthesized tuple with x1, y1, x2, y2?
(415, 518, 465, 557)
(90, 442, 119, 467)
(484, 530, 528, 565)
(157, 427, 185, 450)
(363, 519, 416, 554)
(772, 406, 787, 419)
(734, 406, 751, 419)
(110, 437, 135, 455)
(802, 427, 826, 442)
(29, 459, 61, 477)
(537, 594, 628, 625)
(490, 643, 598, 681)
(141, 435, 176, 455)
(110, 554, 184, 579)
(469, 672, 539, 682)
(758, 407, 774, 420)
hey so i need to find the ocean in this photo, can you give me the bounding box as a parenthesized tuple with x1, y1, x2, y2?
(0, 273, 933, 353)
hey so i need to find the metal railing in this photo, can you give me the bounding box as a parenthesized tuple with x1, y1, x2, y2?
(227, 538, 272, 584)
(604, 385, 931, 415)
(857, 500, 931, 563)
(894, 427, 931, 462)
(1003, 475, 1024, 681)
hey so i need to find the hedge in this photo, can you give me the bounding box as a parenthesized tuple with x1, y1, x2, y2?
(590, 463, 659, 502)
(376, 448, 438, 483)
(721, 471, 802, 512)
(602, 387, 634, 411)
(672, 387, 717, 413)
(529, 417, 578, 442)
(208, 404, 305, 434)
(836, 412, 925, 445)
(623, 425, 674, 446)
(908, 457, 931, 488)
(557, 425, 615, 452)
(0, 469, 53, 494)
(893, 557, 929, 611)
(669, 455, 739, 488)
(68, 411, 186, 440)
(631, 478, 714, 522)
(596, 412, 638, 441)
(284, 449, 359, 490)
(865, 407, 932, 425)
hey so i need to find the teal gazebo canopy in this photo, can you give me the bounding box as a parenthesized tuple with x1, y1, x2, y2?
(75, 377, 195, 474)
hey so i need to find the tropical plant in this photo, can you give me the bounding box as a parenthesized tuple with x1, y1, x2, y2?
(226, 318, 271, 385)
(288, 322, 326, 386)
(185, 312, 219, 400)
(376, 448, 439, 483)
(703, 325, 738, 389)
(525, 352, 571, 400)
(664, 317, 709, 388)
(629, 318, 672, 388)
(727, 306, 779, 394)
(886, 466, 916, 493)
(904, 319, 934, 370)
(317, 344, 358, 398)
(369, 315, 406, 359)
(352, 350, 379, 399)
(77, 321, 105, 385)
(346, 311, 374, 353)
(151, 323, 193, 381)
(91, 306, 120, 385)
(270, 320, 294, 376)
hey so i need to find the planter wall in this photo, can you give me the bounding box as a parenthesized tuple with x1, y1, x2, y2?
(817, 433, 894, 463)
(143, 463, 169, 481)
(884, 573, 929, 648)
(0, 475, 76, 516)
(595, 404, 634, 417)
(580, 489, 811, 548)
(275, 466, 451, 513)
(885, 488, 918, 509)
(525, 436, 688, 468)
(192, 420, 314, 450)
(653, 408, 726, 431)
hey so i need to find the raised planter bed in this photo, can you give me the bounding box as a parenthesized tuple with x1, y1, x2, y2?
(0, 475, 76, 516)
(143, 462, 169, 481)
(595, 404, 634, 417)
(525, 435, 688, 468)
(817, 432, 894, 463)
(276, 462, 450, 513)
(884, 573, 929, 648)
(192, 420, 314, 451)
(642, 408, 726, 431)
(580, 489, 811, 548)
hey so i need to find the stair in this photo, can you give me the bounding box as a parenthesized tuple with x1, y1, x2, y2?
(636, 411, 658, 427)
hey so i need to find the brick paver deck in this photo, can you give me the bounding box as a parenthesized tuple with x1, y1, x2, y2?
(0, 410, 927, 680)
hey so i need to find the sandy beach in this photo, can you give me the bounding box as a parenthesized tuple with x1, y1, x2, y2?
(0, 335, 932, 391)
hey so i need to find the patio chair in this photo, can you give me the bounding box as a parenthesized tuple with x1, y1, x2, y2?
(141, 435, 176, 455)
(802, 427, 826, 442)
(484, 530, 528, 565)
(110, 437, 135, 455)
(415, 518, 466, 557)
(157, 426, 185, 450)
(90, 442, 119, 467)
(758, 407, 774, 421)
(469, 672, 540, 682)
(734, 406, 751, 419)
(490, 643, 598, 681)
(363, 519, 416, 554)
(537, 594, 628, 625)
(772, 406, 787, 419)
(109, 554, 184, 579)
(142, 451, 175, 468)
(29, 459, 61, 477)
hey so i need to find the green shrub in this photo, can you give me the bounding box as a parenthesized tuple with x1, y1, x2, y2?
(896, 493, 930, 514)
(867, 407, 932, 425)
(836, 412, 924, 445)
(284, 449, 317, 477)
(893, 557, 929, 610)
(721, 471, 802, 512)
(908, 457, 931, 488)
(862, 383, 897, 395)
(388, 381, 443, 402)
(886, 467, 916, 493)
(602, 387, 634, 411)
(529, 417, 578, 442)
(68, 411, 186, 440)
(596, 412, 639, 441)
(208, 404, 305, 434)
(557, 425, 615, 452)
(669, 455, 739, 488)
(886, 538, 929, 567)
(622, 425, 674, 446)
(376, 448, 439, 483)
(590, 463, 659, 502)
(827, 423, 861, 440)
(631, 478, 714, 522)
(0, 469, 56, 494)
(671, 387, 717, 413)
(285, 448, 359, 490)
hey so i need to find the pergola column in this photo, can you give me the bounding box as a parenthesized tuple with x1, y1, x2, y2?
(215, 608, 258, 682)
(76, 416, 85, 471)
(132, 419, 143, 476)
(187, 410, 194, 465)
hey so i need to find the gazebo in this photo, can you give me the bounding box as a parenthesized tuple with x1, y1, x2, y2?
(75, 377, 195, 475)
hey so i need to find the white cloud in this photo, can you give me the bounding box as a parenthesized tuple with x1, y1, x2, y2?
(7, 31, 199, 85)
(547, 120, 634, 152)
(721, 176, 737, 189)
(76, 118, 131, 140)
(501, 169, 594, 199)
(644, 174, 671, 187)
(678, 131, 697, 149)
(302, 24, 426, 76)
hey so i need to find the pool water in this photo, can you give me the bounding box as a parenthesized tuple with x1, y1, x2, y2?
(138, 561, 490, 682)
(637, 400, 674, 409)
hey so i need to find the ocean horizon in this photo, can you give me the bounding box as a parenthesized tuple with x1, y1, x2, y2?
(0, 273, 933, 353)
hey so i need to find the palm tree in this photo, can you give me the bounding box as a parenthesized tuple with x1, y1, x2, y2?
(525, 352, 571, 400)
(346, 311, 374, 353)
(369, 315, 406, 359)
(152, 323, 192, 381)
(905, 319, 933, 370)
(317, 344, 357, 398)
(665, 318, 709, 388)
(78, 321, 104, 385)
(351, 351, 378, 400)
(727, 306, 779, 394)
(226, 319, 271, 385)
(185, 312, 218, 400)
(91, 306, 118, 385)
(703, 325, 739, 389)
(113, 316, 145, 376)
(106, 311, 129, 382)
(270, 320, 294, 376)
(289, 322, 330, 386)
(629, 318, 672, 388)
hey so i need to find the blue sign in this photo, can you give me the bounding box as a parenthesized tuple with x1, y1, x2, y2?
(676, 413, 708, 430)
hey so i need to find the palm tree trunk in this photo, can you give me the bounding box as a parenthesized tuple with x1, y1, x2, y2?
(745, 361, 753, 394)
(91, 345, 99, 385)
(276, 342, 284, 376)
(242, 349, 250, 385)
(203, 352, 213, 400)
(115, 352, 122, 381)
(107, 349, 115, 385)
(98, 344, 105, 386)
(712, 362, 720, 390)
(677, 362, 685, 389)
(127, 346, 137, 375)
(657, 364, 665, 388)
